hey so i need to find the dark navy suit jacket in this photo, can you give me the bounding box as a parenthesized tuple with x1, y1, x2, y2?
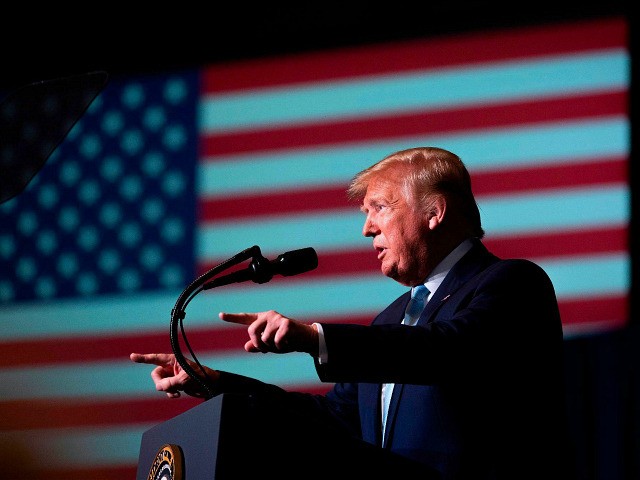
(216, 239, 571, 479)
(314, 239, 570, 479)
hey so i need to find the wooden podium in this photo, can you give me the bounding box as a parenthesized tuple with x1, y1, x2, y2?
(136, 392, 439, 479)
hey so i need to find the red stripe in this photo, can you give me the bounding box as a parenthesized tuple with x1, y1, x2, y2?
(0, 327, 243, 368)
(483, 225, 628, 259)
(559, 294, 628, 326)
(197, 225, 627, 277)
(14, 466, 138, 480)
(201, 18, 627, 93)
(198, 183, 350, 222)
(0, 330, 176, 368)
(200, 91, 628, 158)
(471, 156, 628, 196)
(0, 396, 198, 430)
(0, 292, 626, 432)
(0, 384, 333, 431)
(0, 315, 373, 368)
(198, 157, 627, 222)
(0, 278, 626, 369)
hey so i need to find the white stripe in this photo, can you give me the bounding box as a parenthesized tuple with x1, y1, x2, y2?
(184, 253, 630, 322)
(199, 50, 629, 133)
(478, 186, 630, 235)
(0, 352, 323, 401)
(0, 376, 325, 470)
(0, 425, 150, 468)
(197, 185, 629, 259)
(0, 290, 183, 339)
(0, 253, 628, 340)
(539, 253, 629, 298)
(0, 275, 403, 340)
(198, 208, 372, 258)
(0, 320, 624, 475)
(197, 117, 629, 197)
(0, 252, 628, 400)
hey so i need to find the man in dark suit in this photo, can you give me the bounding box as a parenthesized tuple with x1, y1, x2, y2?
(131, 147, 572, 479)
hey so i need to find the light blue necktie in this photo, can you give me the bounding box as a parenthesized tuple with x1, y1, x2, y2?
(382, 284, 430, 442)
(403, 284, 430, 326)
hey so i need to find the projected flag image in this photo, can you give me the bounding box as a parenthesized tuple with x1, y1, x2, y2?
(0, 16, 630, 479)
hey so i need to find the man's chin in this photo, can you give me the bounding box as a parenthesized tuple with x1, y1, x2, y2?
(381, 266, 414, 287)
(381, 265, 401, 283)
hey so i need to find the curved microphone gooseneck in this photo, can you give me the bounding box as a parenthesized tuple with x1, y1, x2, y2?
(169, 245, 318, 399)
(169, 245, 260, 399)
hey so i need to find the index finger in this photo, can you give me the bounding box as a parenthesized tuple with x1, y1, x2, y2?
(130, 352, 174, 366)
(218, 312, 258, 325)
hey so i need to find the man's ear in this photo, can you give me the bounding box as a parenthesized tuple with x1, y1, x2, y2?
(427, 195, 446, 230)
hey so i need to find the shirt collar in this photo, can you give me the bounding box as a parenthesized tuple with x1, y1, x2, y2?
(419, 238, 475, 301)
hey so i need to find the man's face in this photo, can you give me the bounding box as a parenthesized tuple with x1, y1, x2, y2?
(360, 176, 431, 286)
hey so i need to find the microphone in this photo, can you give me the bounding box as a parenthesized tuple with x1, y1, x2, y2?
(203, 247, 318, 289)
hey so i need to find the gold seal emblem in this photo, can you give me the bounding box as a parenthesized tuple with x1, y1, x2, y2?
(147, 444, 184, 480)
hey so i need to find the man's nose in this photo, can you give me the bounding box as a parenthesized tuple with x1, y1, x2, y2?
(362, 215, 377, 237)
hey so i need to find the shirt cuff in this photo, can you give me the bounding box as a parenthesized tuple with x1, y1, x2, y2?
(313, 322, 328, 364)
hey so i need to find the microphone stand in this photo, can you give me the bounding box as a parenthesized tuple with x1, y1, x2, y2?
(169, 245, 262, 399)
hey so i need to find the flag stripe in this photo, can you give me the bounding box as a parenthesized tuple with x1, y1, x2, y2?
(201, 18, 627, 93)
(198, 156, 627, 222)
(484, 226, 627, 260)
(0, 277, 628, 403)
(199, 51, 628, 133)
(0, 352, 324, 401)
(197, 225, 628, 275)
(0, 293, 626, 369)
(470, 156, 627, 195)
(0, 252, 628, 340)
(196, 185, 629, 260)
(0, 425, 148, 467)
(0, 221, 629, 369)
(197, 118, 629, 198)
(30, 466, 137, 480)
(0, 383, 332, 431)
(200, 90, 627, 157)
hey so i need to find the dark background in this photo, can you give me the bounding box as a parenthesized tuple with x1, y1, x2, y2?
(0, 3, 632, 89)
(2, 3, 638, 479)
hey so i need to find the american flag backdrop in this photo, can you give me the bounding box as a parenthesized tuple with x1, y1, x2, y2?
(0, 16, 630, 479)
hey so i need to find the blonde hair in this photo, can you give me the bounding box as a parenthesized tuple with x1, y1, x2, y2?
(348, 147, 484, 238)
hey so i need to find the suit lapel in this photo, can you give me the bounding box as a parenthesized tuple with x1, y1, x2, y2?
(366, 293, 410, 445)
(418, 240, 496, 326)
(376, 291, 412, 326)
(383, 241, 498, 447)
